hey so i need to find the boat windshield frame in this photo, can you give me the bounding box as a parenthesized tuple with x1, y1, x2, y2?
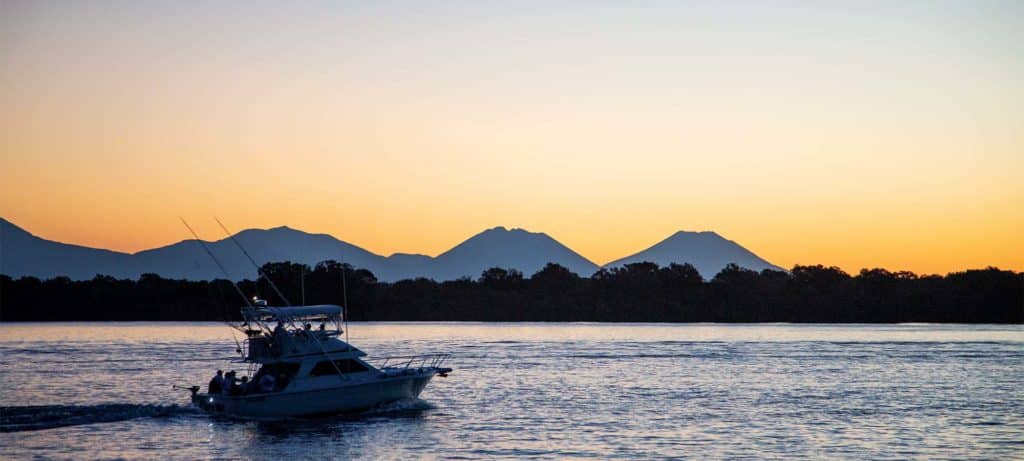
(242, 304, 343, 324)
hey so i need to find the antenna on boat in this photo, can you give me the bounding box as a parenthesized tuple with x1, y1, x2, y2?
(341, 263, 350, 346)
(213, 217, 292, 306)
(179, 217, 252, 309)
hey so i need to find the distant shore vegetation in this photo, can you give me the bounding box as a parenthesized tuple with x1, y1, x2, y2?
(1, 261, 1020, 323)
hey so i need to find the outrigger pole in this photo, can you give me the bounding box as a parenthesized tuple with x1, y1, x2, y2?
(180, 217, 267, 366)
(214, 217, 292, 307)
(341, 262, 350, 347)
(179, 217, 252, 309)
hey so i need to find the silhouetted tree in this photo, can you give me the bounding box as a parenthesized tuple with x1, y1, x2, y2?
(1, 261, 1020, 323)
(479, 267, 524, 291)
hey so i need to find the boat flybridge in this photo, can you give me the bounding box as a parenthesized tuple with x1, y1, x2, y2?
(188, 301, 451, 419)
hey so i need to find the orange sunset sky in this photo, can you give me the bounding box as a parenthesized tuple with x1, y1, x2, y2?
(1, 1, 1022, 275)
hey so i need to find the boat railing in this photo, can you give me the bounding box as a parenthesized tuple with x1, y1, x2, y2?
(365, 353, 450, 371)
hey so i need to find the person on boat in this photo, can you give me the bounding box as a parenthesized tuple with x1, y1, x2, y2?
(271, 322, 289, 347)
(237, 376, 250, 395)
(208, 370, 224, 394)
(294, 323, 311, 339)
(258, 374, 276, 393)
(222, 371, 237, 395)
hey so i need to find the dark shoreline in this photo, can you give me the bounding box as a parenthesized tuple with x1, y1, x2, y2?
(4, 319, 1019, 323)
(2, 261, 1021, 323)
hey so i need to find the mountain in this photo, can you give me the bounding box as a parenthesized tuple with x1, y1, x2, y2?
(382, 253, 435, 281)
(0, 219, 391, 281)
(0, 217, 133, 280)
(431, 226, 600, 281)
(0, 219, 600, 282)
(603, 231, 782, 278)
(130, 226, 390, 281)
(1, 218, 779, 282)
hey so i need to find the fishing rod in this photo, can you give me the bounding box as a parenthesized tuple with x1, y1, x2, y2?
(179, 217, 269, 345)
(230, 330, 245, 360)
(342, 263, 350, 347)
(213, 217, 292, 307)
(172, 384, 200, 393)
(180, 217, 252, 310)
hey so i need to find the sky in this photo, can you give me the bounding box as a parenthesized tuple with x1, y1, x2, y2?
(1, 1, 1022, 274)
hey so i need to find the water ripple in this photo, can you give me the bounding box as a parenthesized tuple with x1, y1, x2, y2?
(0, 322, 1021, 459)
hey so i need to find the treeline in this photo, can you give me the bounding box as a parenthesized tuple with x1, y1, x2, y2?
(1, 260, 1021, 323)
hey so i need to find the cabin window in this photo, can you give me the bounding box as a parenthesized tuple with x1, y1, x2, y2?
(310, 359, 369, 376)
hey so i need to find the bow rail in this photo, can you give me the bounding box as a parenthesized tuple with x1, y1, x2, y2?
(364, 353, 451, 371)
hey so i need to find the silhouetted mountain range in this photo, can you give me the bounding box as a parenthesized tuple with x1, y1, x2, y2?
(0, 217, 779, 282)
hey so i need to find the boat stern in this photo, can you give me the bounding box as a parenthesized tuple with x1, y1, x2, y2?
(190, 390, 226, 414)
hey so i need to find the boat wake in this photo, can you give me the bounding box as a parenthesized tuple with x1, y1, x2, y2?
(361, 398, 435, 416)
(0, 403, 197, 433)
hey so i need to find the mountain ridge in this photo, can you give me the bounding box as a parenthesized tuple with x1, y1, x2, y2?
(0, 217, 779, 282)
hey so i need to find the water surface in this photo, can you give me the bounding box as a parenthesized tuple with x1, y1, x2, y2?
(1, 322, 1021, 459)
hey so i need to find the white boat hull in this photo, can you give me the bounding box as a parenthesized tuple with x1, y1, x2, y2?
(193, 373, 436, 419)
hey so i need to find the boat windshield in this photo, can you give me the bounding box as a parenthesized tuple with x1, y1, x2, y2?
(252, 362, 300, 392)
(242, 304, 343, 324)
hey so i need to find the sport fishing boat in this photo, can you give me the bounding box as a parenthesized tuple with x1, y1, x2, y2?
(186, 301, 451, 419)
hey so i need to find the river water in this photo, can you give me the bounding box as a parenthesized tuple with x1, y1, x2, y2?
(0, 322, 1021, 459)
